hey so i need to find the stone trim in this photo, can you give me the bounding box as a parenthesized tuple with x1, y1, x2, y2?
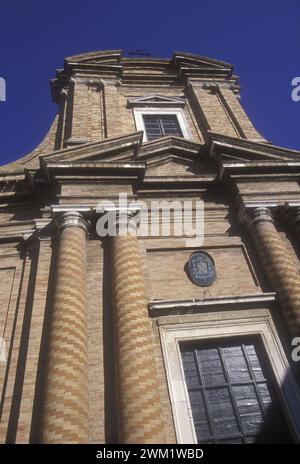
(159, 310, 300, 443)
(133, 107, 192, 143)
(55, 211, 90, 234)
(243, 206, 275, 231)
(148, 292, 276, 316)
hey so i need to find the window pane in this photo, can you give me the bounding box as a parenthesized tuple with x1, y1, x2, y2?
(161, 115, 182, 137)
(257, 383, 272, 413)
(244, 344, 265, 381)
(180, 338, 293, 444)
(181, 350, 199, 387)
(232, 384, 263, 434)
(206, 387, 239, 438)
(197, 348, 226, 386)
(143, 116, 163, 140)
(222, 345, 251, 382)
(143, 114, 182, 140)
(188, 390, 211, 441)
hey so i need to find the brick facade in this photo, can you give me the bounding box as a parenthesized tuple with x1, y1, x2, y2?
(0, 50, 300, 443)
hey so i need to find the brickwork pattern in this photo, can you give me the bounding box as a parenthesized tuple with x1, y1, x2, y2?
(218, 87, 266, 141)
(0, 254, 26, 443)
(190, 85, 239, 138)
(103, 83, 121, 138)
(71, 82, 89, 141)
(111, 235, 166, 444)
(251, 218, 300, 337)
(15, 240, 53, 443)
(41, 224, 89, 444)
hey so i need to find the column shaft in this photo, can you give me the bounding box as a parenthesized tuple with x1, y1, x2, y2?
(41, 212, 89, 444)
(249, 208, 300, 337)
(111, 235, 166, 444)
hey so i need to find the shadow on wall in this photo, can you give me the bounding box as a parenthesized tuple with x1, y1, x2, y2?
(102, 238, 118, 443)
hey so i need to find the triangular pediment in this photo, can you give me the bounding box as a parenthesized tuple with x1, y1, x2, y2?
(40, 132, 144, 167)
(209, 132, 300, 162)
(41, 133, 206, 167)
(128, 95, 185, 107)
(138, 136, 205, 159)
(39, 132, 218, 181)
(4, 127, 300, 181)
(145, 155, 215, 178)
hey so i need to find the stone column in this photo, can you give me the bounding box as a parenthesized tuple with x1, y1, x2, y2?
(244, 206, 300, 337)
(110, 211, 166, 444)
(41, 212, 89, 444)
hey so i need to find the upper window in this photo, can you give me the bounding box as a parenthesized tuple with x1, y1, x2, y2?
(128, 95, 191, 142)
(143, 114, 183, 141)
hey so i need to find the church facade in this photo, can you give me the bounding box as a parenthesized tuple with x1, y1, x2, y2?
(0, 50, 300, 444)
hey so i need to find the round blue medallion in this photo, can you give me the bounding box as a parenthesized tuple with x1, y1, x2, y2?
(187, 252, 216, 287)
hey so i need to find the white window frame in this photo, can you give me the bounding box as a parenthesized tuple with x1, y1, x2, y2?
(133, 107, 192, 142)
(159, 310, 300, 444)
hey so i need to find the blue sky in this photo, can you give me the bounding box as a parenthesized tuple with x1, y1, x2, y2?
(0, 0, 299, 166)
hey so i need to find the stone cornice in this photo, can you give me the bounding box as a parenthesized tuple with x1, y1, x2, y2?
(43, 160, 146, 182)
(207, 132, 300, 183)
(40, 131, 143, 166)
(218, 161, 300, 181)
(127, 95, 186, 108)
(3, 132, 300, 199)
(188, 80, 241, 94)
(0, 220, 36, 243)
(51, 204, 92, 212)
(148, 292, 276, 317)
(51, 50, 237, 102)
(0, 217, 54, 244)
(0, 171, 26, 181)
(209, 131, 300, 162)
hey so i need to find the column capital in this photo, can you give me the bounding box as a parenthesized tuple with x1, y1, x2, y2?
(281, 204, 300, 225)
(115, 206, 140, 221)
(240, 206, 275, 231)
(55, 211, 90, 234)
(114, 208, 140, 236)
(281, 204, 300, 240)
(96, 206, 141, 237)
